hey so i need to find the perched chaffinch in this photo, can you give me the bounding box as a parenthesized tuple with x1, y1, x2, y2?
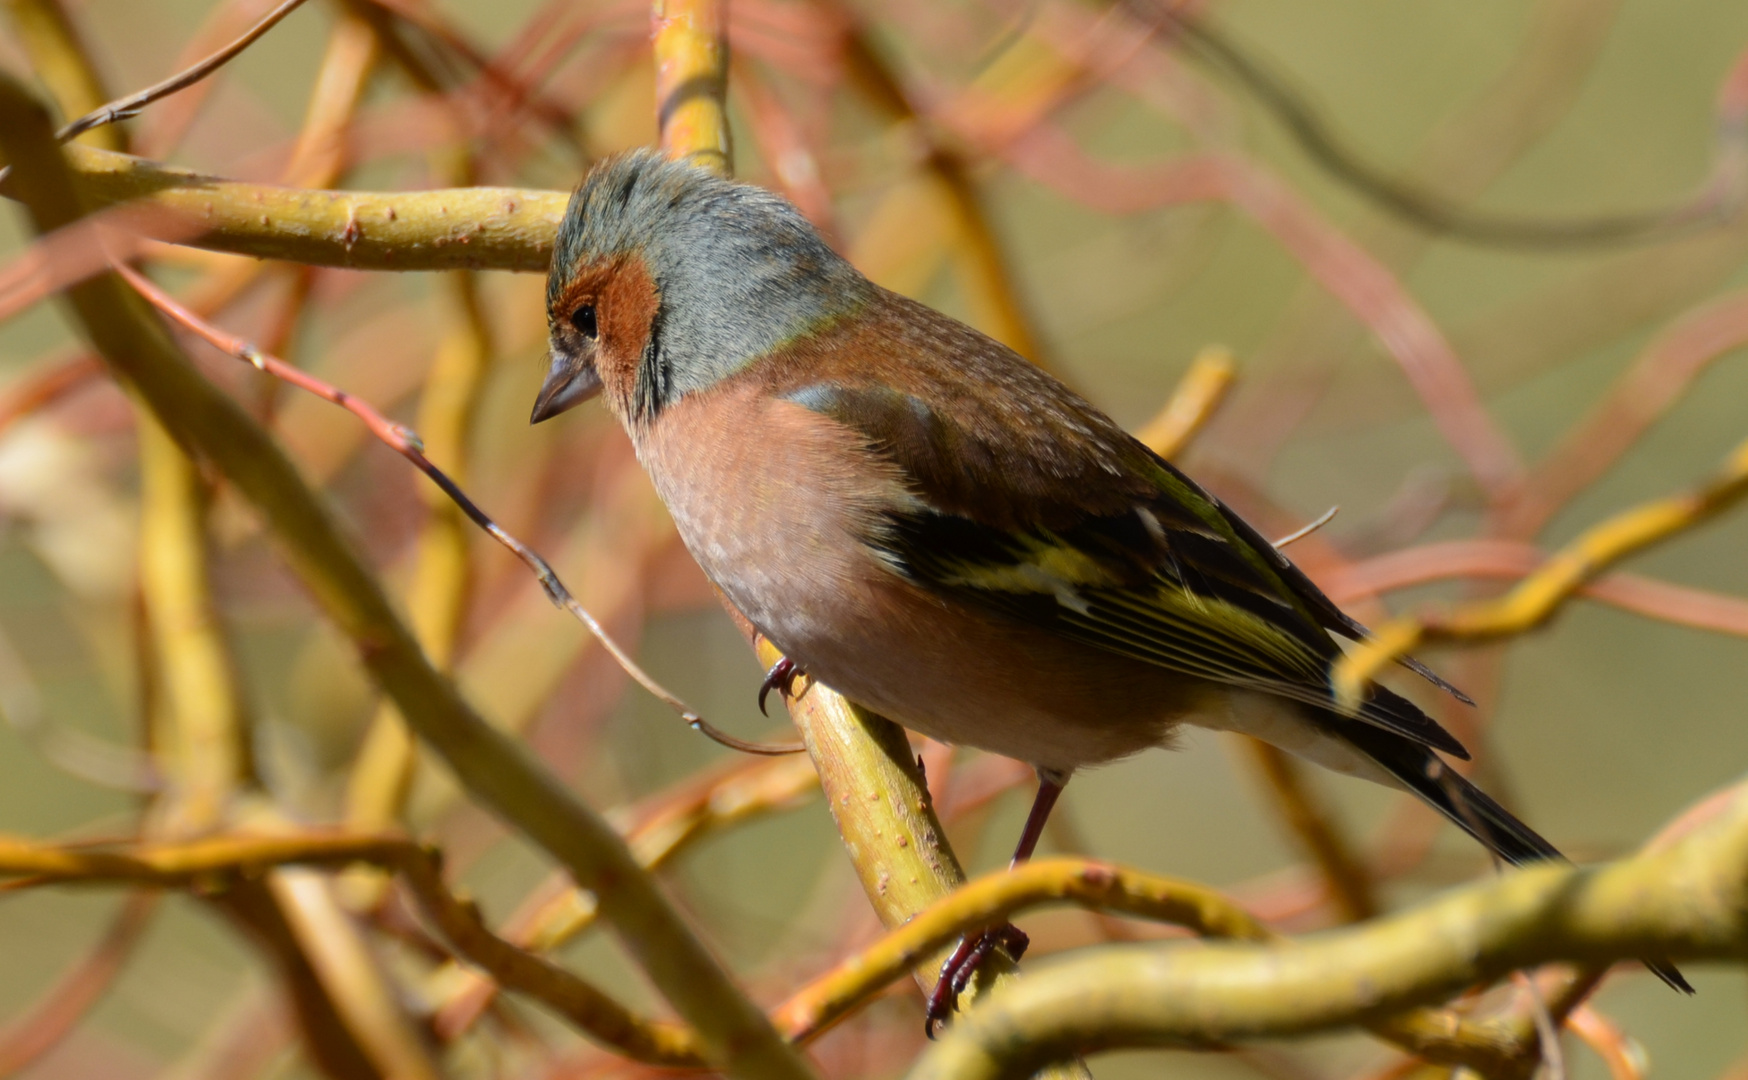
(534, 150, 1689, 1020)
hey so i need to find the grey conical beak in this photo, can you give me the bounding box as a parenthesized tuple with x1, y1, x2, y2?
(530, 349, 602, 424)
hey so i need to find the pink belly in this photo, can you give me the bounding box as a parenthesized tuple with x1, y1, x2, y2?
(636, 385, 1201, 772)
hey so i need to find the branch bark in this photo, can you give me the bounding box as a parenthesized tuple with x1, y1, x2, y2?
(17, 143, 563, 271)
(909, 790, 1748, 1080)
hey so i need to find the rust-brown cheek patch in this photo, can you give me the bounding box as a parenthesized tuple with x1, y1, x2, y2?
(550, 255, 661, 417)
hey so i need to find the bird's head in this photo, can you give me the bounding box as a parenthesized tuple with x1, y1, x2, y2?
(536, 150, 871, 428)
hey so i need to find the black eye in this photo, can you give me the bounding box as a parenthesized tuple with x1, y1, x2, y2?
(570, 304, 597, 339)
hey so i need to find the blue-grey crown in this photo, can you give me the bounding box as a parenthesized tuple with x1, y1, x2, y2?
(549, 151, 872, 411)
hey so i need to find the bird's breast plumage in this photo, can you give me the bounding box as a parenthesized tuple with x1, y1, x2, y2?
(629, 345, 1205, 772)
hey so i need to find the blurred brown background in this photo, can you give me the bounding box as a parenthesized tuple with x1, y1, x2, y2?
(2, 0, 1747, 1077)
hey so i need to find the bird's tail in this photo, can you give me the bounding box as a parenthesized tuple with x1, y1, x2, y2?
(1334, 717, 1694, 995)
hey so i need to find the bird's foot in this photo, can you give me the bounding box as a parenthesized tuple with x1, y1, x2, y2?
(923, 923, 1029, 1038)
(757, 656, 804, 716)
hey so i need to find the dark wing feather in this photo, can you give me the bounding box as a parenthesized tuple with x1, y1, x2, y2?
(1147, 452, 1476, 704)
(1337, 719, 1691, 993)
(786, 362, 1470, 759)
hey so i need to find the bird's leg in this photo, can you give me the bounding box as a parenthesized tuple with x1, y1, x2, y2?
(924, 769, 1066, 1036)
(757, 655, 804, 715)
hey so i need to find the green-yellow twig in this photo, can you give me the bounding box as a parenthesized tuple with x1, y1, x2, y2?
(771, 857, 1270, 1042)
(747, 633, 1102, 1080)
(1134, 346, 1237, 460)
(654, 0, 732, 174)
(0, 77, 811, 1080)
(18, 143, 564, 271)
(1334, 432, 1748, 709)
(433, 752, 822, 1040)
(139, 419, 252, 832)
(0, 826, 703, 1065)
(910, 788, 1748, 1080)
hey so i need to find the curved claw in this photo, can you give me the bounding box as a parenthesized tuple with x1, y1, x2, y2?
(757, 657, 802, 716)
(923, 924, 1030, 1038)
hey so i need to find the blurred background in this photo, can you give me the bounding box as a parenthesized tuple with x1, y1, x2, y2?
(2, 0, 1747, 1077)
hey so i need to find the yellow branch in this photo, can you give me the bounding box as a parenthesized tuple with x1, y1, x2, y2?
(748, 632, 1044, 1002)
(15, 144, 565, 271)
(771, 858, 1271, 1042)
(433, 753, 821, 1038)
(0, 818, 1603, 1076)
(909, 789, 1748, 1080)
(1334, 432, 1748, 709)
(140, 420, 252, 832)
(654, 0, 732, 174)
(1134, 346, 1237, 459)
(0, 826, 703, 1066)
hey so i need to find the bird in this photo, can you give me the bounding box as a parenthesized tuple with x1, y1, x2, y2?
(532, 149, 1690, 1027)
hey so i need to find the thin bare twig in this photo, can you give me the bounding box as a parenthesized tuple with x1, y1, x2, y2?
(54, 0, 313, 144)
(1273, 506, 1339, 549)
(113, 263, 798, 759)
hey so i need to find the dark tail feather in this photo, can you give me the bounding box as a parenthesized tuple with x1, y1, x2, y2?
(1337, 719, 1695, 995)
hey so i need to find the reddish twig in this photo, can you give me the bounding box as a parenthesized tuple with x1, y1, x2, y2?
(0, 353, 103, 439)
(352, 0, 585, 148)
(1567, 1006, 1644, 1080)
(1322, 539, 1748, 638)
(1510, 287, 1748, 535)
(984, 139, 1521, 491)
(113, 262, 799, 757)
(734, 58, 837, 237)
(0, 891, 159, 1076)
